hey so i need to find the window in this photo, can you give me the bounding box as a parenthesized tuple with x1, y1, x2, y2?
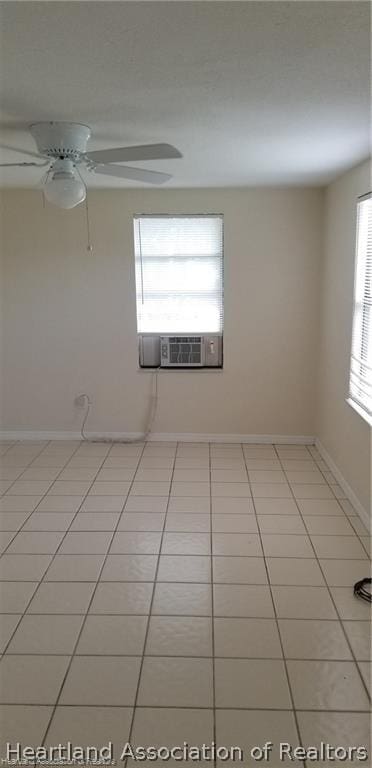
(348, 192, 372, 424)
(134, 215, 223, 334)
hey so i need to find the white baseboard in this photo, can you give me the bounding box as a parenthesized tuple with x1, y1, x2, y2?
(315, 438, 370, 531)
(0, 430, 315, 445)
(0, 431, 144, 441)
(148, 433, 315, 444)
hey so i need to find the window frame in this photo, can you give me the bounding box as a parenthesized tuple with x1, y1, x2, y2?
(347, 191, 372, 427)
(133, 213, 224, 370)
(133, 213, 224, 337)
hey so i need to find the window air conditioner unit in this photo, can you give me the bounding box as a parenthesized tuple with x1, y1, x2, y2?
(138, 334, 222, 368)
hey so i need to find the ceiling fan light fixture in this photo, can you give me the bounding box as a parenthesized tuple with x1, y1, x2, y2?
(44, 159, 86, 209)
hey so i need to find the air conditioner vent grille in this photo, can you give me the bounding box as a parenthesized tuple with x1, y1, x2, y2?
(169, 337, 202, 365)
(161, 335, 204, 367)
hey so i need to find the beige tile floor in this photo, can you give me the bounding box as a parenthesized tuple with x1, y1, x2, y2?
(0, 439, 370, 767)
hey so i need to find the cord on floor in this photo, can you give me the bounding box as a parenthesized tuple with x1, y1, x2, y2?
(354, 577, 372, 603)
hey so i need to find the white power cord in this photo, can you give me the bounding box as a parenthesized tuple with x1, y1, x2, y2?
(79, 367, 160, 444)
(80, 394, 92, 440)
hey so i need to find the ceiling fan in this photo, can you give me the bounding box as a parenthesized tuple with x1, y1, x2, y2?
(0, 122, 182, 208)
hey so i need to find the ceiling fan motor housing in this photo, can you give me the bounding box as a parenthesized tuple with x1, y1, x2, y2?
(30, 122, 91, 162)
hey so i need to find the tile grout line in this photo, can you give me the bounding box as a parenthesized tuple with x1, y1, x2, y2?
(0, 439, 20, 457)
(0, 440, 57, 532)
(209, 441, 218, 762)
(0, 442, 111, 665)
(3, 544, 368, 552)
(1, 701, 370, 712)
(4, 652, 370, 663)
(0, 441, 29, 490)
(274, 443, 345, 768)
(300, 447, 371, 695)
(2, 443, 109, 552)
(0, 439, 92, 656)
(256, 445, 306, 766)
(1, 508, 364, 525)
(345, 514, 371, 556)
(1, 611, 370, 623)
(38, 441, 145, 746)
(275, 445, 372, 706)
(123, 441, 178, 763)
(0, 568, 369, 579)
(1, 440, 89, 556)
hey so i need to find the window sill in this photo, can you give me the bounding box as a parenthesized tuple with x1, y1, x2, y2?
(346, 398, 372, 427)
(137, 367, 224, 373)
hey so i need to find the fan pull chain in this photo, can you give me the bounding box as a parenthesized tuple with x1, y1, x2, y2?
(85, 193, 93, 253)
(75, 164, 93, 252)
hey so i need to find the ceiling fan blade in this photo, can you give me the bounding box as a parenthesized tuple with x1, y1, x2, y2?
(92, 164, 172, 185)
(0, 143, 46, 160)
(0, 161, 49, 168)
(86, 143, 182, 164)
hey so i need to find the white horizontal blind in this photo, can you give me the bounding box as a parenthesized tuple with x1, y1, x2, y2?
(134, 215, 223, 334)
(349, 193, 372, 420)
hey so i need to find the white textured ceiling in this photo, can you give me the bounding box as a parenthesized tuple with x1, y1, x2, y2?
(0, 1, 370, 188)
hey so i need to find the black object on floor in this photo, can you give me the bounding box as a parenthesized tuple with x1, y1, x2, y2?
(353, 577, 372, 603)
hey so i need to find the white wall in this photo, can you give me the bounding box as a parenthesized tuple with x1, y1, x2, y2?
(317, 160, 371, 515)
(0, 187, 323, 437)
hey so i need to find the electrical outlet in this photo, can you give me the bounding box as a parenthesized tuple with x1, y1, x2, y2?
(75, 394, 87, 408)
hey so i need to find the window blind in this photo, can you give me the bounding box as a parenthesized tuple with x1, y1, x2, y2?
(134, 215, 224, 334)
(349, 193, 372, 421)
